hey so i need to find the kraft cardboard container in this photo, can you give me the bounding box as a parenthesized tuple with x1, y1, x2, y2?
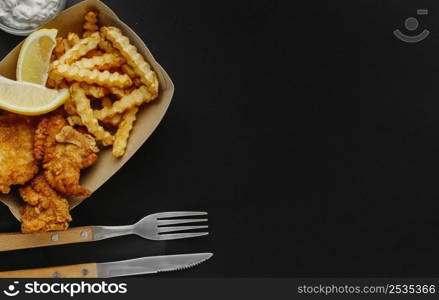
(0, 0, 174, 220)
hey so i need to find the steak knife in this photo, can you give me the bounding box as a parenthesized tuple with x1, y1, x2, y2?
(0, 253, 213, 278)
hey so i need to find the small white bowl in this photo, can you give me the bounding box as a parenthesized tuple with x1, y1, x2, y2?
(0, 0, 67, 36)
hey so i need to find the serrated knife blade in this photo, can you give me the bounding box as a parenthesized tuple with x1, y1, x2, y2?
(0, 253, 213, 278)
(97, 252, 213, 278)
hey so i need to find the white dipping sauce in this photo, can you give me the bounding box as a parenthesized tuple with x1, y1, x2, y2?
(0, 0, 61, 30)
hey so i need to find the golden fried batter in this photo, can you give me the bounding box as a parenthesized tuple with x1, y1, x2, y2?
(0, 115, 39, 194)
(34, 115, 99, 197)
(34, 114, 67, 162)
(20, 174, 72, 233)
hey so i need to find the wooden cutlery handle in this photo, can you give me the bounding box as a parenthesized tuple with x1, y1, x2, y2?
(0, 226, 94, 252)
(0, 263, 98, 278)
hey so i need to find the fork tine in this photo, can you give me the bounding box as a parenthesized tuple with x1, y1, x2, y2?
(154, 211, 208, 219)
(158, 218, 208, 226)
(157, 232, 209, 240)
(158, 225, 208, 233)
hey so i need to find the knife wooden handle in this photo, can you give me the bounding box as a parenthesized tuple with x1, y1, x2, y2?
(0, 263, 98, 278)
(0, 226, 94, 252)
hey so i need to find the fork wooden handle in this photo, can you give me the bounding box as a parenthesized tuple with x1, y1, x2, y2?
(0, 263, 98, 278)
(0, 226, 94, 252)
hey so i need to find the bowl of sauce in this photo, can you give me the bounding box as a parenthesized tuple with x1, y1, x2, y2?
(0, 0, 66, 36)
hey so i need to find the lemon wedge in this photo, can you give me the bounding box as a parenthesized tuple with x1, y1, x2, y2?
(16, 29, 58, 85)
(0, 75, 69, 115)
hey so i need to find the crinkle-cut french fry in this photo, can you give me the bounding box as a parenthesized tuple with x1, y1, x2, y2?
(83, 11, 99, 37)
(68, 112, 121, 128)
(113, 106, 139, 157)
(52, 32, 100, 66)
(68, 97, 123, 127)
(101, 97, 122, 126)
(67, 115, 83, 126)
(71, 83, 113, 146)
(54, 64, 132, 88)
(94, 85, 152, 120)
(81, 83, 107, 98)
(67, 32, 80, 47)
(68, 114, 115, 127)
(72, 53, 125, 71)
(121, 63, 136, 78)
(98, 39, 117, 54)
(101, 26, 159, 98)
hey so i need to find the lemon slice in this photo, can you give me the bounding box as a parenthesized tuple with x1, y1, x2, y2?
(0, 75, 69, 115)
(16, 29, 58, 85)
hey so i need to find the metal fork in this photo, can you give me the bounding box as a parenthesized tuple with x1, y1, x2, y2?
(92, 211, 209, 241)
(0, 211, 209, 252)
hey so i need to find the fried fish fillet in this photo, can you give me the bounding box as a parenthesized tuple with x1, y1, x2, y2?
(0, 115, 39, 194)
(34, 115, 99, 197)
(20, 174, 72, 233)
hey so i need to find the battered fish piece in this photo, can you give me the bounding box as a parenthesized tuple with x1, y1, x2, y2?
(34, 115, 99, 197)
(0, 115, 39, 194)
(20, 174, 72, 233)
(34, 114, 67, 162)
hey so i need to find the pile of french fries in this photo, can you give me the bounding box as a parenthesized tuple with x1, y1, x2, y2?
(47, 11, 159, 157)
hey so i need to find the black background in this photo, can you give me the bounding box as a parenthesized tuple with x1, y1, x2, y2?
(1, 0, 439, 278)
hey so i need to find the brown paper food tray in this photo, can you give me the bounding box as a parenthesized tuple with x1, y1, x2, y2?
(0, 0, 174, 221)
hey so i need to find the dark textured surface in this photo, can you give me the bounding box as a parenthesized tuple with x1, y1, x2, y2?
(1, 0, 439, 278)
